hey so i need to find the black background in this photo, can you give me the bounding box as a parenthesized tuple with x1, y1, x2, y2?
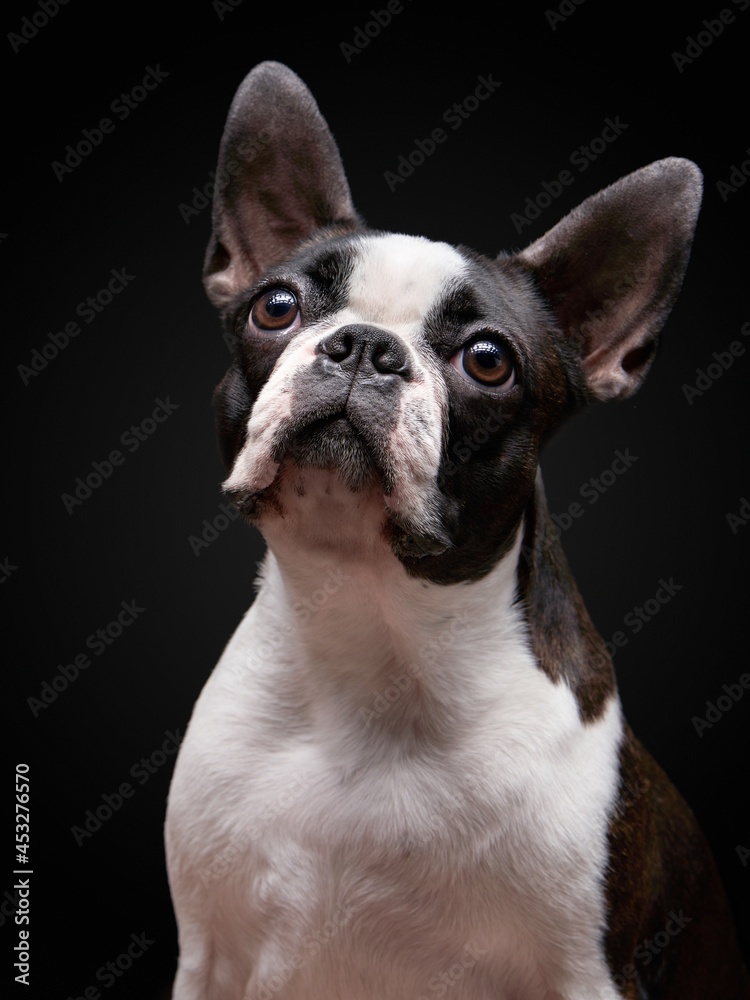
(5, 1, 749, 996)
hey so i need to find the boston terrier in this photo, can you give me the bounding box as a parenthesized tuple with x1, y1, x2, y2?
(165, 61, 749, 999)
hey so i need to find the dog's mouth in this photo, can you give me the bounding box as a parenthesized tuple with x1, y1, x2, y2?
(225, 411, 393, 515)
(271, 413, 394, 494)
(225, 411, 452, 558)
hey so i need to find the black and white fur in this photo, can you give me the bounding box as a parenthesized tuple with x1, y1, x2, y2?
(165, 62, 749, 999)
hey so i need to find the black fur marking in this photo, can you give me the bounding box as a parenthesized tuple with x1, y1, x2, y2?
(398, 253, 588, 586)
(515, 477, 616, 722)
(213, 235, 364, 476)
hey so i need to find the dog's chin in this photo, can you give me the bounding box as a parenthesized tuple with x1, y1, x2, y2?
(276, 417, 383, 493)
(226, 418, 453, 559)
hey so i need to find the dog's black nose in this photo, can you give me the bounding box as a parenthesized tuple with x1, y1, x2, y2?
(317, 325, 411, 378)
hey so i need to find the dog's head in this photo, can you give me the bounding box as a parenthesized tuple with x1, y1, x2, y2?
(204, 62, 701, 583)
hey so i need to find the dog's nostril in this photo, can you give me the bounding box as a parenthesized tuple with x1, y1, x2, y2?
(372, 344, 407, 375)
(319, 330, 353, 362)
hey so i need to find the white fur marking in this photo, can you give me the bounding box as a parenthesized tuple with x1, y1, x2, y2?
(166, 527, 625, 999)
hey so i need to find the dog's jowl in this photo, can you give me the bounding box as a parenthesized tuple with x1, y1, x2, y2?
(165, 62, 749, 999)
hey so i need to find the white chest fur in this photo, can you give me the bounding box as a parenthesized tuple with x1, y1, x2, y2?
(166, 521, 625, 1000)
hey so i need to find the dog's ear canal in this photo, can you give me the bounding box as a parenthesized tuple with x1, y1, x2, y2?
(203, 61, 360, 311)
(517, 157, 703, 400)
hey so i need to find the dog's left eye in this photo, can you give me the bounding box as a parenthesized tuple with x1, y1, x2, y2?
(248, 289, 300, 334)
(451, 338, 516, 392)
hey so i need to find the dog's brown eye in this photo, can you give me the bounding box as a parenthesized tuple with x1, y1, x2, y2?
(249, 289, 300, 333)
(453, 339, 515, 391)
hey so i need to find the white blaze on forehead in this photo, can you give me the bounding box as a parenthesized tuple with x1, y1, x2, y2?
(342, 233, 469, 336)
(338, 235, 465, 526)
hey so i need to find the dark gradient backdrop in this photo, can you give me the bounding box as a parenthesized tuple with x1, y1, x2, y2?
(5, 2, 749, 996)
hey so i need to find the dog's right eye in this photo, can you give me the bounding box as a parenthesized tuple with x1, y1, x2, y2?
(248, 289, 300, 335)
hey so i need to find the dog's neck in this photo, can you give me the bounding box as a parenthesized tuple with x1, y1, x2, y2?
(250, 467, 530, 751)
(245, 462, 616, 770)
(249, 465, 616, 749)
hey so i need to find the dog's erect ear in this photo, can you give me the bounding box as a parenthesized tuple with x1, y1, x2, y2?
(518, 158, 702, 400)
(204, 61, 360, 311)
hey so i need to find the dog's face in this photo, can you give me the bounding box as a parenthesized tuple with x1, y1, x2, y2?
(205, 63, 701, 584)
(215, 229, 585, 582)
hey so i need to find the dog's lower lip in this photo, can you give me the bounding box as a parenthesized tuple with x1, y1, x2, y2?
(322, 416, 352, 432)
(225, 488, 259, 516)
(273, 414, 391, 490)
(273, 415, 360, 463)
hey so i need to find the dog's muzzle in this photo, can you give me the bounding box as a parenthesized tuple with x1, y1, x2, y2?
(269, 324, 415, 489)
(224, 324, 452, 556)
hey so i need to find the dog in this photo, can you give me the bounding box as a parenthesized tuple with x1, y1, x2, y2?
(165, 61, 749, 999)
